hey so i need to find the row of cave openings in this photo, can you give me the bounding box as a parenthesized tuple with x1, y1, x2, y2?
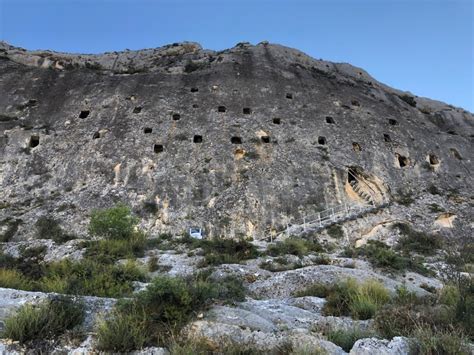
(27, 107, 460, 169)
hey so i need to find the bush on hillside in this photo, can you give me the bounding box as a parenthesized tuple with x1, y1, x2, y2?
(88, 203, 138, 240)
(2, 297, 84, 344)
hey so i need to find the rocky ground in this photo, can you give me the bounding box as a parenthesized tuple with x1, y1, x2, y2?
(0, 212, 470, 354)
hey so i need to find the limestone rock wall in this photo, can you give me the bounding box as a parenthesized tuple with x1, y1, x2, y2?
(0, 41, 472, 240)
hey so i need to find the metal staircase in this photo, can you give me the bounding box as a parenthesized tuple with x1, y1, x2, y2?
(271, 166, 388, 241)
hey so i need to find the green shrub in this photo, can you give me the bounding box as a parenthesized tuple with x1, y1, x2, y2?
(84, 232, 146, 263)
(88, 203, 138, 240)
(326, 224, 344, 239)
(35, 217, 74, 243)
(326, 328, 375, 352)
(96, 274, 245, 351)
(349, 279, 390, 320)
(267, 237, 323, 257)
(2, 297, 84, 344)
(96, 307, 148, 352)
(297, 279, 389, 319)
(354, 240, 432, 275)
(411, 328, 470, 355)
(0, 268, 33, 290)
(194, 238, 259, 266)
(39, 259, 146, 297)
(394, 223, 443, 255)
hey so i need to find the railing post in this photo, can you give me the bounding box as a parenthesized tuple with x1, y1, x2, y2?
(318, 213, 322, 227)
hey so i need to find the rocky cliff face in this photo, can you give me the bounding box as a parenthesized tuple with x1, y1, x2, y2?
(0, 40, 472, 241)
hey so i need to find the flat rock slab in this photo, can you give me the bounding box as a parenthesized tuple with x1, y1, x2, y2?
(350, 337, 412, 355)
(207, 297, 371, 333)
(186, 320, 346, 355)
(247, 265, 428, 299)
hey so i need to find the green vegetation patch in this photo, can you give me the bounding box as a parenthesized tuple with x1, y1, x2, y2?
(2, 297, 84, 344)
(178, 236, 259, 267)
(393, 222, 443, 255)
(296, 278, 390, 320)
(343, 240, 433, 276)
(96, 274, 245, 352)
(266, 237, 324, 257)
(35, 216, 75, 244)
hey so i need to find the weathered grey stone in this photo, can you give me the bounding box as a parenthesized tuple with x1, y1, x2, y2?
(206, 298, 371, 334)
(185, 320, 346, 354)
(247, 265, 429, 299)
(0, 41, 471, 242)
(350, 337, 412, 355)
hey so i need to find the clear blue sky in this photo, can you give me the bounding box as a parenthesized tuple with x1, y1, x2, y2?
(1, 0, 472, 111)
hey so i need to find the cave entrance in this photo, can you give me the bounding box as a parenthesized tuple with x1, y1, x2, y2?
(172, 113, 181, 121)
(193, 135, 203, 143)
(318, 136, 326, 145)
(326, 116, 335, 124)
(231, 136, 242, 144)
(154, 144, 164, 153)
(79, 110, 90, 119)
(273, 118, 281, 124)
(218, 106, 226, 113)
(261, 136, 270, 143)
(428, 154, 439, 166)
(396, 154, 409, 168)
(243, 108, 251, 115)
(144, 127, 152, 134)
(29, 135, 39, 148)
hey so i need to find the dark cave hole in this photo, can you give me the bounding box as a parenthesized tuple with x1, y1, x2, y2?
(92, 132, 100, 139)
(388, 119, 398, 126)
(79, 110, 90, 119)
(243, 108, 251, 115)
(144, 127, 152, 134)
(273, 118, 281, 124)
(133, 106, 142, 114)
(326, 116, 335, 124)
(172, 113, 181, 121)
(383, 134, 391, 142)
(193, 135, 203, 143)
(429, 154, 439, 165)
(231, 136, 242, 144)
(318, 136, 326, 145)
(397, 154, 409, 168)
(29, 136, 39, 148)
(190, 87, 199, 93)
(261, 136, 270, 143)
(286, 93, 293, 99)
(218, 106, 227, 113)
(154, 144, 164, 153)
